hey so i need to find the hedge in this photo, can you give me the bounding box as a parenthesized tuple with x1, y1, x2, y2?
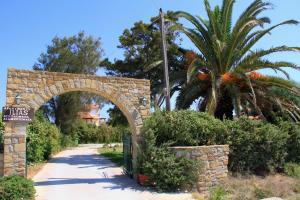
(139, 110, 300, 184)
(26, 111, 61, 163)
(69, 119, 127, 144)
(225, 117, 289, 173)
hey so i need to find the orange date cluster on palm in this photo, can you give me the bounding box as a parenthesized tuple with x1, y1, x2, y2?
(185, 51, 197, 65)
(197, 72, 211, 81)
(196, 71, 264, 88)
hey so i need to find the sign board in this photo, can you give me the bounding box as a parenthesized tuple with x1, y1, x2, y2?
(2, 106, 34, 122)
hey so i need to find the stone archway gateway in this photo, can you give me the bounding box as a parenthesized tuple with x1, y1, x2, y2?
(3, 68, 150, 176)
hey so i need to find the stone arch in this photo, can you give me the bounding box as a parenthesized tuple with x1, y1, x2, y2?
(29, 85, 143, 136)
(3, 68, 150, 176)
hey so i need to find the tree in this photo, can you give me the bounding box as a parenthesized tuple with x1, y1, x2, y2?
(104, 13, 188, 108)
(107, 106, 128, 127)
(173, 0, 300, 121)
(34, 32, 105, 132)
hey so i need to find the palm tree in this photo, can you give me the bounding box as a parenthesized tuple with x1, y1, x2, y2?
(173, 0, 300, 121)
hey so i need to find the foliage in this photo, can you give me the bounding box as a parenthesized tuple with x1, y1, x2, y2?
(225, 117, 289, 173)
(276, 119, 300, 163)
(141, 147, 202, 192)
(104, 13, 188, 107)
(107, 106, 128, 127)
(141, 110, 228, 147)
(0, 176, 35, 200)
(33, 32, 106, 134)
(284, 163, 300, 178)
(173, 0, 300, 122)
(26, 111, 61, 163)
(60, 134, 78, 148)
(209, 186, 228, 200)
(69, 120, 126, 144)
(98, 146, 123, 166)
(254, 187, 272, 199)
(140, 110, 299, 175)
(139, 111, 203, 192)
(0, 113, 4, 153)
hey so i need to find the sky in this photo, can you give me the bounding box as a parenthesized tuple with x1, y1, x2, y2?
(0, 0, 300, 119)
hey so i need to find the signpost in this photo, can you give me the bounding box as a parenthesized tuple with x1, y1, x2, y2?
(2, 106, 34, 122)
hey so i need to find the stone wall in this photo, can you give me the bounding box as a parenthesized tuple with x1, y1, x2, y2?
(4, 68, 151, 176)
(170, 145, 229, 193)
(0, 153, 3, 176)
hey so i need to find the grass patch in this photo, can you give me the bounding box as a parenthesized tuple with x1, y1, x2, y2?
(222, 174, 300, 200)
(98, 145, 123, 166)
(285, 163, 300, 178)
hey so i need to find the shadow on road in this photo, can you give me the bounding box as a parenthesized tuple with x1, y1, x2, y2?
(34, 175, 146, 192)
(48, 154, 118, 169)
(35, 152, 147, 192)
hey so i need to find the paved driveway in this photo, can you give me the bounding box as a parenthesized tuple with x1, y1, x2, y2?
(33, 144, 193, 200)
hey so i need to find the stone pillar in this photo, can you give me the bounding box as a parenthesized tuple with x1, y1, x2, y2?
(3, 122, 27, 177)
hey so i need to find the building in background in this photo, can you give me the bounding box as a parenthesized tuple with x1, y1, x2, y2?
(78, 104, 106, 126)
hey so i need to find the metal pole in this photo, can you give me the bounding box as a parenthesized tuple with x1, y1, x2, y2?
(159, 8, 171, 111)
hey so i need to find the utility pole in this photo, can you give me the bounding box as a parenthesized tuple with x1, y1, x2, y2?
(159, 8, 171, 111)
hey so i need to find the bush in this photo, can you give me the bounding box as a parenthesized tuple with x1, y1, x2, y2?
(141, 110, 228, 147)
(225, 117, 289, 173)
(276, 120, 300, 163)
(60, 134, 78, 148)
(284, 163, 300, 178)
(26, 111, 61, 163)
(141, 110, 299, 175)
(254, 187, 272, 199)
(0, 176, 35, 200)
(70, 119, 126, 144)
(209, 186, 227, 200)
(141, 147, 201, 192)
(139, 111, 204, 192)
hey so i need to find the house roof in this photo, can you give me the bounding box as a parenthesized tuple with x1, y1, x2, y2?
(78, 112, 100, 120)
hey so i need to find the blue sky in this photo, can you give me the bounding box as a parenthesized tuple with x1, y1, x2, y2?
(1, 0, 300, 119)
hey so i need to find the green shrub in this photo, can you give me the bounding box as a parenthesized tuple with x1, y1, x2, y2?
(209, 186, 227, 200)
(141, 110, 228, 147)
(70, 119, 126, 144)
(254, 187, 272, 199)
(139, 111, 204, 192)
(141, 147, 201, 192)
(26, 111, 61, 163)
(276, 120, 300, 163)
(60, 134, 78, 148)
(225, 117, 289, 173)
(0, 176, 35, 200)
(284, 163, 300, 178)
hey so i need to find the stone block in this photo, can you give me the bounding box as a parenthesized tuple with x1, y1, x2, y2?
(14, 144, 26, 152)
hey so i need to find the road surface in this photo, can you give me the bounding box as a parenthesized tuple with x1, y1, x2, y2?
(33, 144, 193, 200)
